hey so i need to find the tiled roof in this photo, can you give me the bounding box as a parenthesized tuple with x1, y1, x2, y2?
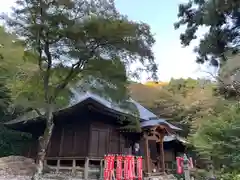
(164, 135, 187, 143)
(140, 119, 181, 130)
(5, 91, 181, 131)
(70, 91, 158, 121)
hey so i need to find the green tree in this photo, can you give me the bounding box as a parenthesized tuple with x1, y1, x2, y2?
(0, 27, 33, 157)
(0, 82, 10, 119)
(130, 78, 217, 138)
(191, 102, 240, 175)
(2, 0, 157, 179)
(175, 0, 240, 66)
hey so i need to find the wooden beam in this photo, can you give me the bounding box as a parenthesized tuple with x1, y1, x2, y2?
(159, 132, 165, 173)
(143, 133, 151, 176)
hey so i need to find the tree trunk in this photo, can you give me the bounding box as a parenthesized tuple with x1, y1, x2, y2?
(32, 105, 54, 180)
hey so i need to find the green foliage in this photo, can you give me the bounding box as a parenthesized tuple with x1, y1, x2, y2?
(216, 54, 240, 99)
(0, 125, 31, 157)
(0, 74, 31, 157)
(166, 78, 199, 97)
(218, 172, 240, 180)
(141, 78, 240, 176)
(147, 78, 215, 121)
(0, 82, 11, 119)
(1, 0, 157, 133)
(175, 0, 240, 66)
(191, 102, 240, 173)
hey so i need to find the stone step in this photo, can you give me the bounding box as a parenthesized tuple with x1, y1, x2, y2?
(144, 174, 177, 180)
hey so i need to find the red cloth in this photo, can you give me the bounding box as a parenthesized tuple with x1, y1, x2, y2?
(104, 155, 115, 180)
(176, 157, 183, 174)
(131, 156, 135, 178)
(116, 155, 123, 180)
(124, 156, 130, 179)
(136, 156, 143, 180)
(104, 155, 110, 180)
(128, 155, 134, 180)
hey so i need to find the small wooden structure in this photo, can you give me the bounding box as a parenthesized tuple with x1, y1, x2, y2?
(5, 92, 182, 178)
(139, 119, 183, 177)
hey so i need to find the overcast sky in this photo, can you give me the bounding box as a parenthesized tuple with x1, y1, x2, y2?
(0, 0, 215, 82)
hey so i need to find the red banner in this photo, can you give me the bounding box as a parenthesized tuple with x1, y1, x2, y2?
(128, 155, 134, 180)
(136, 156, 143, 180)
(124, 156, 130, 179)
(116, 155, 123, 180)
(176, 157, 183, 174)
(131, 155, 135, 179)
(109, 155, 115, 179)
(104, 155, 110, 180)
(104, 155, 115, 180)
(104, 154, 143, 180)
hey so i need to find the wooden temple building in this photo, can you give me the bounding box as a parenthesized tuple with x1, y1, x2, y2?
(5, 92, 185, 178)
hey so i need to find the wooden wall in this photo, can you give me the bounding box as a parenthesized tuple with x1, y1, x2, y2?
(89, 120, 129, 158)
(47, 121, 90, 158)
(24, 107, 131, 159)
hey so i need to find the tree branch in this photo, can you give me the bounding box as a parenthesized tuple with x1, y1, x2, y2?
(43, 39, 52, 103)
(25, 107, 43, 116)
(51, 41, 105, 100)
(201, 70, 240, 95)
(52, 59, 85, 100)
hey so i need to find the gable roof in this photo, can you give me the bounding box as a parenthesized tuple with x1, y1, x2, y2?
(140, 119, 181, 130)
(164, 135, 187, 144)
(71, 91, 158, 121)
(5, 91, 181, 131)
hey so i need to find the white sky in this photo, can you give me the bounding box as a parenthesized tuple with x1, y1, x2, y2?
(0, 0, 215, 82)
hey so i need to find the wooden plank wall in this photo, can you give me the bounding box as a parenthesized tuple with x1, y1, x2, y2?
(46, 121, 90, 158)
(89, 121, 129, 157)
(24, 108, 132, 159)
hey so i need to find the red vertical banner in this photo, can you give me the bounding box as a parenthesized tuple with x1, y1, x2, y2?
(109, 155, 115, 179)
(128, 155, 134, 180)
(124, 156, 130, 179)
(116, 155, 123, 180)
(131, 156, 135, 179)
(176, 157, 183, 174)
(104, 155, 110, 180)
(136, 156, 143, 180)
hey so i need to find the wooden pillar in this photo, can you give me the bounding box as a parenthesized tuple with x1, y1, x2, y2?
(159, 132, 165, 173)
(84, 157, 89, 180)
(143, 134, 151, 176)
(72, 159, 76, 174)
(56, 159, 60, 173)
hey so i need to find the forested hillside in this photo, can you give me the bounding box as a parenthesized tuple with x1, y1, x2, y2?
(1, 3, 240, 177)
(1, 25, 240, 179)
(0, 27, 33, 157)
(130, 77, 240, 179)
(174, 0, 240, 178)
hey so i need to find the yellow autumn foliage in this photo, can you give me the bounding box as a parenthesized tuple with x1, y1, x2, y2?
(144, 81, 169, 87)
